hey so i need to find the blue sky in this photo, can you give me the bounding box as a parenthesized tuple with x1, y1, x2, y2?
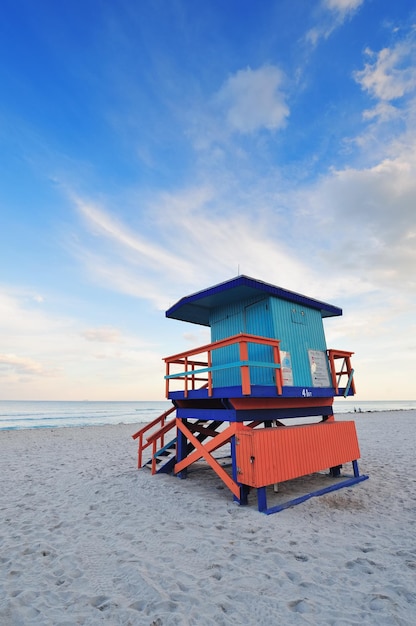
(0, 0, 415, 401)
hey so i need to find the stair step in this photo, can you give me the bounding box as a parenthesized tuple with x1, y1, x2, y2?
(154, 437, 177, 458)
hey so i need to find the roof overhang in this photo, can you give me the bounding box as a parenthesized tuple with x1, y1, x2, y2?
(166, 276, 342, 326)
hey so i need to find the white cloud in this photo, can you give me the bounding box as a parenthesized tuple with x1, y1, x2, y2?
(82, 326, 123, 343)
(73, 195, 193, 280)
(295, 149, 416, 294)
(215, 65, 289, 134)
(306, 0, 364, 44)
(349, 36, 416, 160)
(0, 353, 49, 376)
(362, 101, 398, 121)
(71, 246, 174, 310)
(354, 43, 416, 102)
(324, 0, 364, 15)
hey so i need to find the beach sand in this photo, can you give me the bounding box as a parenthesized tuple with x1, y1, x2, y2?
(1, 411, 415, 625)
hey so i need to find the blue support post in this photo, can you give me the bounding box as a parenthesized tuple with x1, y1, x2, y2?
(257, 487, 267, 513)
(352, 459, 359, 477)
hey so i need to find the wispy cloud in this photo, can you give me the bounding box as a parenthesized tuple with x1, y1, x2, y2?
(81, 327, 123, 343)
(67, 180, 323, 307)
(306, 0, 364, 45)
(67, 175, 381, 315)
(72, 195, 193, 279)
(324, 0, 364, 16)
(68, 193, 204, 309)
(0, 288, 164, 399)
(0, 353, 51, 377)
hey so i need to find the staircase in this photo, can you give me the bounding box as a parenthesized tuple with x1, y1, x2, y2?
(143, 437, 177, 474)
(133, 412, 226, 475)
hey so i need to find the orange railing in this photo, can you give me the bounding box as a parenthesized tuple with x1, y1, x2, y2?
(146, 419, 177, 474)
(132, 406, 176, 468)
(164, 333, 283, 398)
(327, 349, 355, 396)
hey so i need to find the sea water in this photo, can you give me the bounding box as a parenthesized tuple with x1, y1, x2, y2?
(0, 401, 171, 431)
(0, 399, 415, 431)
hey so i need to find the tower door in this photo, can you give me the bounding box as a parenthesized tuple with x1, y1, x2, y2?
(244, 300, 275, 386)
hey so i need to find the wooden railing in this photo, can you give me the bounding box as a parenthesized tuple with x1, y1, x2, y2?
(164, 333, 283, 398)
(146, 419, 177, 474)
(327, 349, 355, 396)
(132, 406, 176, 468)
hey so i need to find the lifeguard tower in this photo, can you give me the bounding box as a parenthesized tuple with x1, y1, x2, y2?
(133, 276, 368, 513)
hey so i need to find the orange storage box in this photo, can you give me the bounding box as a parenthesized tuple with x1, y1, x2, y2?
(235, 421, 360, 488)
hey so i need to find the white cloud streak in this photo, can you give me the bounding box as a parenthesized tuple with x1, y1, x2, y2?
(73, 195, 193, 280)
(324, 0, 364, 15)
(68, 181, 325, 310)
(307, 0, 364, 45)
(0, 353, 48, 376)
(81, 327, 123, 343)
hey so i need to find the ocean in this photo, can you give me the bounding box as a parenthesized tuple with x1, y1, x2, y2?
(0, 401, 171, 431)
(0, 399, 415, 431)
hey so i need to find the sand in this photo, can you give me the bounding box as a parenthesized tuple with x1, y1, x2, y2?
(1, 411, 415, 625)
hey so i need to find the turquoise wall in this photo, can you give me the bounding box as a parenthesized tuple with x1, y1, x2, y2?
(269, 297, 328, 387)
(210, 295, 259, 387)
(209, 296, 329, 388)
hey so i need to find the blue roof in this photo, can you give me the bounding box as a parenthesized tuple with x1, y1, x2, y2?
(166, 275, 342, 326)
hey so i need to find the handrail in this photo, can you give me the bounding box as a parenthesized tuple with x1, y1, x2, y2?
(146, 417, 176, 444)
(327, 349, 355, 396)
(164, 333, 282, 398)
(148, 418, 177, 474)
(131, 405, 176, 468)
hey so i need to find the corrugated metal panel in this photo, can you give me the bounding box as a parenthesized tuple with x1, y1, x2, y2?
(236, 421, 360, 487)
